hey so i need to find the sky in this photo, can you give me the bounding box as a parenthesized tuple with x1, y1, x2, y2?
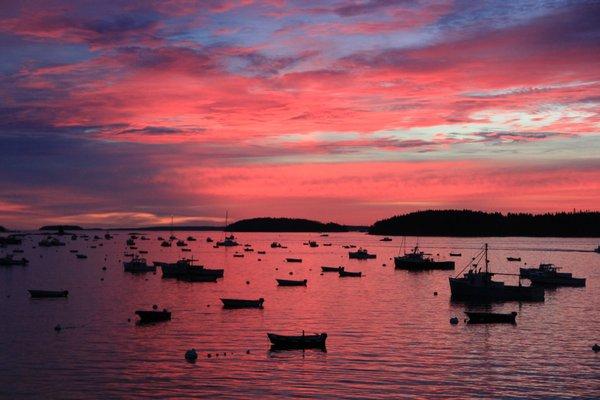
(0, 0, 599, 228)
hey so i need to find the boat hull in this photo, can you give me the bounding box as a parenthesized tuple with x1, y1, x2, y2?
(28, 290, 68, 298)
(135, 310, 171, 323)
(465, 311, 517, 324)
(449, 278, 545, 302)
(277, 279, 307, 286)
(221, 298, 264, 308)
(395, 258, 455, 270)
(339, 270, 362, 277)
(267, 333, 327, 349)
(529, 276, 586, 287)
(321, 266, 343, 272)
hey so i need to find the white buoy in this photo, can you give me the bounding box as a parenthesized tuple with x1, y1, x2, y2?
(450, 317, 459, 325)
(185, 349, 198, 362)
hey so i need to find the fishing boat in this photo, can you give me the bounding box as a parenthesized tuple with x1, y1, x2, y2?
(277, 278, 307, 286)
(348, 248, 376, 259)
(271, 242, 283, 248)
(76, 254, 87, 259)
(161, 258, 224, 279)
(187, 236, 196, 241)
(321, 266, 343, 272)
(449, 252, 462, 257)
(507, 257, 521, 262)
(135, 309, 171, 323)
(286, 258, 302, 263)
(176, 240, 187, 247)
(0, 255, 29, 266)
(394, 243, 454, 271)
(221, 298, 264, 308)
(267, 332, 327, 349)
(161, 240, 171, 247)
(28, 289, 68, 298)
(206, 237, 213, 243)
(123, 256, 156, 273)
(449, 244, 544, 302)
(309, 241, 318, 248)
(520, 263, 585, 287)
(465, 311, 517, 324)
(380, 237, 392, 242)
(339, 269, 362, 277)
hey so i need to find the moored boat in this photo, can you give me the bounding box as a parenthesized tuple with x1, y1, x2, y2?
(28, 289, 68, 298)
(221, 298, 264, 308)
(348, 248, 376, 259)
(394, 245, 454, 270)
(339, 269, 362, 277)
(465, 311, 517, 324)
(321, 266, 343, 272)
(286, 258, 302, 263)
(277, 278, 307, 286)
(507, 257, 521, 262)
(267, 332, 327, 349)
(0, 255, 29, 266)
(449, 252, 462, 257)
(380, 237, 392, 242)
(449, 244, 544, 302)
(521, 263, 585, 287)
(271, 242, 283, 248)
(123, 256, 156, 273)
(135, 309, 171, 323)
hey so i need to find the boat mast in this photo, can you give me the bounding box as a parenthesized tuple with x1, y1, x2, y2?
(485, 243, 489, 274)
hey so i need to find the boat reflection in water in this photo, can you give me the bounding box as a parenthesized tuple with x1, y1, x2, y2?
(449, 244, 544, 302)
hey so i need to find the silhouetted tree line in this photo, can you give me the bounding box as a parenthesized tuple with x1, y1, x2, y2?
(369, 210, 600, 237)
(226, 217, 347, 232)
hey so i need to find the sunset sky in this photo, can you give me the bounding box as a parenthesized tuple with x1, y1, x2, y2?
(1, 0, 599, 228)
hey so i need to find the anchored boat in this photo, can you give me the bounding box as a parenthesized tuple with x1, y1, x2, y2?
(465, 311, 517, 324)
(395, 244, 454, 271)
(276, 278, 307, 286)
(520, 263, 585, 287)
(449, 244, 544, 302)
(221, 298, 264, 308)
(348, 248, 376, 259)
(267, 332, 327, 349)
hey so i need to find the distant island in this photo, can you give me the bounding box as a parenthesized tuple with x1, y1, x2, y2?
(226, 217, 347, 232)
(39, 225, 83, 231)
(369, 210, 600, 237)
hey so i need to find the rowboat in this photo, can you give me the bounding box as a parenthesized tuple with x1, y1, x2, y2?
(267, 332, 327, 349)
(286, 258, 302, 263)
(28, 290, 68, 298)
(321, 266, 343, 272)
(135, 309, 171, 323)
(221, 298, 264, 308)
(276, 279, 307, 286)
(339, 269, 362, 277)
(465, 311, 517, 324)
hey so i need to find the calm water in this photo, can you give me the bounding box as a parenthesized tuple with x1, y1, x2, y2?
(1, 232, 599, 399)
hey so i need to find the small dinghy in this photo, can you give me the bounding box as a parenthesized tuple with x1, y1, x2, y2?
(465, 311, 517, 324)
(276, 278, 307, 286)
(339, 269, 362, 277)
(267, 332, 327, 350)
(449, 252, 462, 257)
(507, 257, 521, 262)
(221, 298, 264, 308)
(28, 290, 69, 298)
(135, 309, 171, 323)
(285, 258, 302, 263)
(321, 266, 343, 272)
